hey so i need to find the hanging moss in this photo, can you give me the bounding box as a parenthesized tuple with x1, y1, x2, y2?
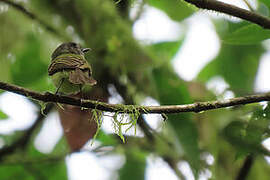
(91, 108, 103, 144)
(90, 102, 150, 143)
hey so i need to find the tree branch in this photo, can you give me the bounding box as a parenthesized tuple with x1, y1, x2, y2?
(0, 81, 269, 114)
(236, 155, 254, 180)
(184, 0, 270, 29)
(0, 0, 65, 39)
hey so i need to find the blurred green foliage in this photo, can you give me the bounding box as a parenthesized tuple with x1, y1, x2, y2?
(223, 24, 270, 45)
(259, 0, 270, 13)
(119, 148, 147, 180)
(198, 43, 264, 96)
(0, 110, 8, 120)
(147, 0, 195, 21)
(0, 0, 270, 180)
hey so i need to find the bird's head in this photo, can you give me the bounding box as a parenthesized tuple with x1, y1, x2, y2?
(51, 42, 91, 60)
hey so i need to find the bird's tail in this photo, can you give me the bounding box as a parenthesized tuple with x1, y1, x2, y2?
(69, 68, 97, 85)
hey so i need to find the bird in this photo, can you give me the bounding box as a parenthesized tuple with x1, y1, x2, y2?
(48, 42, 97, 95)
(48, 42, 98, 151)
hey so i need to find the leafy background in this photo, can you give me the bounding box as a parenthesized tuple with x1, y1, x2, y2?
(1, 0, 270, 179)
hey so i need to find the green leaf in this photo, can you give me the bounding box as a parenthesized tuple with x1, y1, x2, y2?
(50, 137, 69, 155)
(222, 121, 251, 156)
(0, 59, 11, 83)
(147, 0, 195, 21)
(0, 145, 67, 180)
(96, 130, 117, 145)
(0, 110, 8, 120)
(222, 120, 269, 156)
(222, 105, 270, 156)
(31, 160, 67, 180)
(0, 165, 35, 180)
(0, 150, 67, 180)
(222, 24, 270, 45)
(29, 76, 56, 92)
(10, 33, 47, 87)
(198, 44, 264, 96)
(149, 40, 184, 64)
(153, 68, 192, 105)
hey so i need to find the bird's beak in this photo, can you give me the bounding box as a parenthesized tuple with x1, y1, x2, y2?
(82, 48, 91, 53)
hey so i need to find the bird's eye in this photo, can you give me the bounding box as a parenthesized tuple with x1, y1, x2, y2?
(70, 42, 77, 47)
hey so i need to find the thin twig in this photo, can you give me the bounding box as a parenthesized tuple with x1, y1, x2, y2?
(164, 157, 186, 180)
(132, 0, 145, 22)
(236, 155, 254, 180)
(0, 81, 269, 114)
(184, 0, 270, 29)
(242, 0, 254, 12)
(0, 0, 65, 38)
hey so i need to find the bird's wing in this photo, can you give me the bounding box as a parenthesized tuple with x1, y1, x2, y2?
(48, 54, 90, 76)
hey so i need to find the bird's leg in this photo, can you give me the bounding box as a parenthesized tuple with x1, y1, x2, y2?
(55, 78, 65, 110)
(55, 78, 65, 95)
(79, 85, 83, 100)
(79, 85, 85, 110)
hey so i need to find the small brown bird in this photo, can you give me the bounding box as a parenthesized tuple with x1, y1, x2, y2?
(48, 42, 96, 94)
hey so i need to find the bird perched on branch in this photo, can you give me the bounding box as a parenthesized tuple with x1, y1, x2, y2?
(48, 42, 98, 151)
(48, 42, 97, 95)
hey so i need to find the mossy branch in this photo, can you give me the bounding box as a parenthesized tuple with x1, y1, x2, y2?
(184, 0, 270, 29)
(1, 81, 270, 114)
